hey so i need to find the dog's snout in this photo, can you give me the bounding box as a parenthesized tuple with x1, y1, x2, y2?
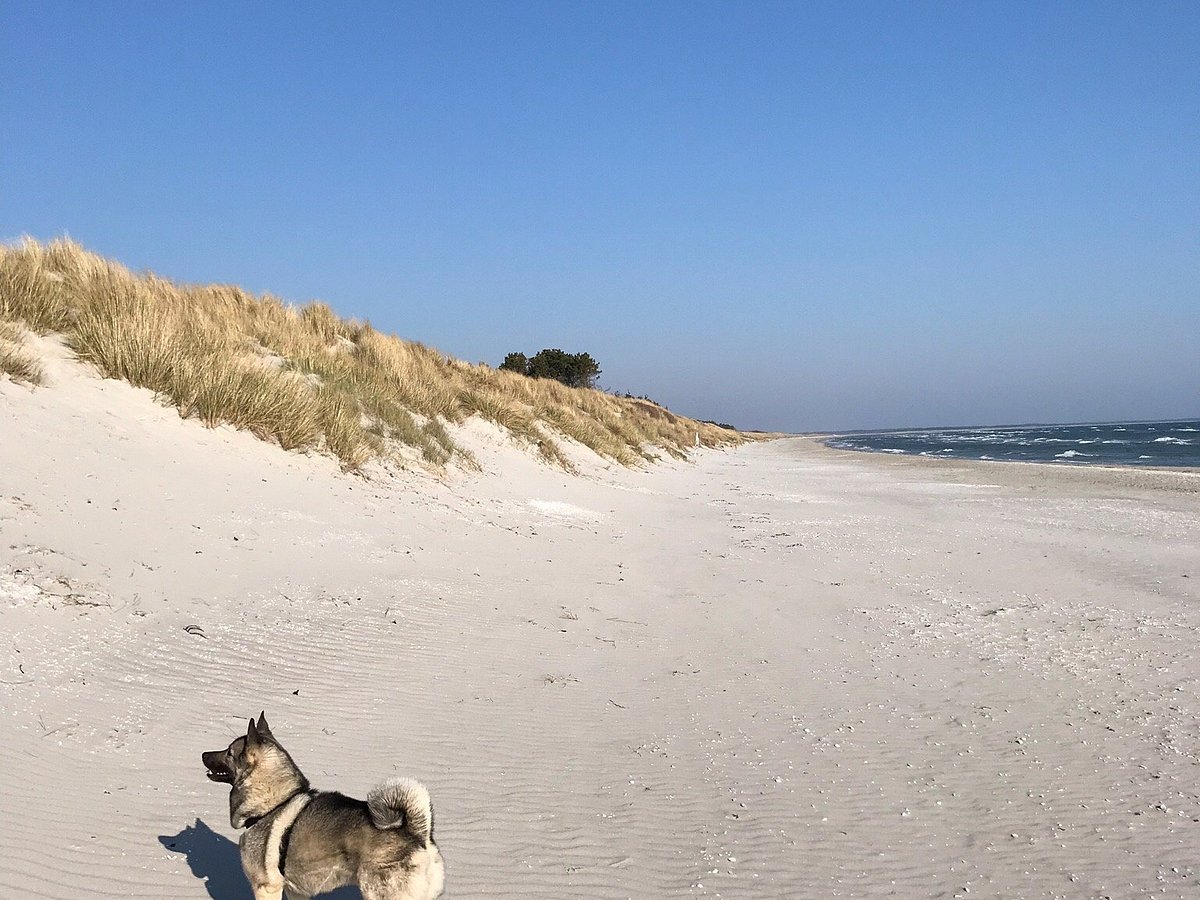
(202, 749, 235, 783)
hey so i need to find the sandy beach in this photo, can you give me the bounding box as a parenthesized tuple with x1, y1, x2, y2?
(3, 348, 1199, 899)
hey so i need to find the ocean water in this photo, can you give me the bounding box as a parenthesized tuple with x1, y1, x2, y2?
(827, 420, 1200, 468)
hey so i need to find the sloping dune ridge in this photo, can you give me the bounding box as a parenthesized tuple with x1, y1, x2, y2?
(0, 238, 745, 472)
(3, 312, 1200, 898)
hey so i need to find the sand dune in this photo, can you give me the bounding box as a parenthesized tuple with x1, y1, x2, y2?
(2, 349, 1199, 898)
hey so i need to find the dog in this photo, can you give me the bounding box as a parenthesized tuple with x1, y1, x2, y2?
(202, 713, 444, 900)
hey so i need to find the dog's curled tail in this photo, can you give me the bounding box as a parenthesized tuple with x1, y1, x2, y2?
(367, 777, 433, 842)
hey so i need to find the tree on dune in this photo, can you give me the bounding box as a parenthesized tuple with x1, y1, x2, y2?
(499, 348, 602, 389)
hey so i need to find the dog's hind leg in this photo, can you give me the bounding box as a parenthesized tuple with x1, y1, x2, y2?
(359, 876, 400, 900)
(360, 872, 441, 900)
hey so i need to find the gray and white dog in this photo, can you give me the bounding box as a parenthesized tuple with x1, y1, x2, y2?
(202, 713, 444, 900)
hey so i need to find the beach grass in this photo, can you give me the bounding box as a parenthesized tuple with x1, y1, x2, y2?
(0, 238, 746, 469)
(0, 320, 44, 385)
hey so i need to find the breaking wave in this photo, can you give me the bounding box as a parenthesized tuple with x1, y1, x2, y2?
(826, 420, 1200, 469)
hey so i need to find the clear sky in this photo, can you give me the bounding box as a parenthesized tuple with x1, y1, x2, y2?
(3, 2, 1196, 432)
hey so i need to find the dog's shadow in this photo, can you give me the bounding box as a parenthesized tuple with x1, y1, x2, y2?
(160, 820, 361, 899)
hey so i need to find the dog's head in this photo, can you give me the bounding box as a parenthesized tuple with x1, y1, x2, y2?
(203, 712, 309, 828)
(202, 712, 275, 785)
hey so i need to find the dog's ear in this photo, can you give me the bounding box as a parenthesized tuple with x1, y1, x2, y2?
(246, 717, 261, 748)
(256, 711, 273, 739)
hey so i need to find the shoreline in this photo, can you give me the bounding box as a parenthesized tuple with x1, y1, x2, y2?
(804, 434, 1200, 493)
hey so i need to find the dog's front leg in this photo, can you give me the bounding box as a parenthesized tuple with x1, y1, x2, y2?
(252, 885, 284, 900)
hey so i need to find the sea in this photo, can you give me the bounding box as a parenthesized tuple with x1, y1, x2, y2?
(826, 419, 1200, 468)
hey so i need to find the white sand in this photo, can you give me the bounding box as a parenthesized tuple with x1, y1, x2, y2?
(2, 342, 1199, 898)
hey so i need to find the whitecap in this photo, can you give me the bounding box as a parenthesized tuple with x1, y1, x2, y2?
(1055, 449, 1094, 458)
(1153, 436, 1190, 444)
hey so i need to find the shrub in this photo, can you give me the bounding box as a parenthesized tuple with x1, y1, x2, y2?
(501, 348, 602, 388)
(498, 351, 528, 374)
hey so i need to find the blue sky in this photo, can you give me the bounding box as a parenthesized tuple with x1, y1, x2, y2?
(2, 2, 1196, 431)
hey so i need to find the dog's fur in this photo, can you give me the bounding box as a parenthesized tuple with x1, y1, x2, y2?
(202, 713, 444, 900)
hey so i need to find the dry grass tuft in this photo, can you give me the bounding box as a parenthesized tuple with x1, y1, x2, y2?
(0, 238, 750, 468)
(0, 320, 44, 385)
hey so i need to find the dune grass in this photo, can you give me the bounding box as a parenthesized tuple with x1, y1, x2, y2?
(0, 238, 747, 470)
(0, 320, 44, 385)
